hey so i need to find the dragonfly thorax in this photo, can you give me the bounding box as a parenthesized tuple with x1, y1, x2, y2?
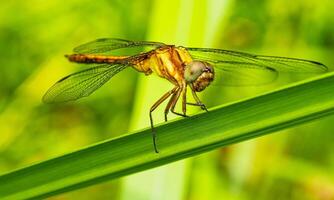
(184, 61, 214, 92)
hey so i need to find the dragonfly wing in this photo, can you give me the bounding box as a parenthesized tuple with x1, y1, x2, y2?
(73, 38, 166, 54)
(43, 64, 127, 103)
(252, 55, 328, 73)
(213, 61, 278, 86)
(187, 48, 328, 73)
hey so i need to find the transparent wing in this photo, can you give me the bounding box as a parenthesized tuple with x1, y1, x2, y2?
(43, 64, 127, 103)
(187, 48, 328, 73)
(213, 61, 279, 86)
(73, 38, 166, 54)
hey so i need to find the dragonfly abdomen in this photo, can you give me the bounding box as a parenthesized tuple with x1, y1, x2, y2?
(65, 54, 129, 64)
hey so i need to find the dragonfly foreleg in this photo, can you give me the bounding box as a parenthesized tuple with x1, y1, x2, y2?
(188, 84, 208, 112)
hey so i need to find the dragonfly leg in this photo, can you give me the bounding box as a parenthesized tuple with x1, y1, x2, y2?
(150, 87, 177, 153)
(187, 84, 208, 112)
(186, 102, 208, 111)
(170, 85, 189, 117)
(164, 87, 180, 122)
(182, 84, 187, 115)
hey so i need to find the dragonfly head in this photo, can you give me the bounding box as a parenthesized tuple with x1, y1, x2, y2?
(184, 61, 214, 92)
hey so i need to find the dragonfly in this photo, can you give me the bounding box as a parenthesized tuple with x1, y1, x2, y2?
(43, 38, 328, 153)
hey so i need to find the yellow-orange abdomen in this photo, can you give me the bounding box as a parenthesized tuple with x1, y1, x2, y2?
(66, 54, 128, 63)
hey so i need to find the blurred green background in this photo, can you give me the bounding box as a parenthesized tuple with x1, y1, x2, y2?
(0, 0, 334, 199)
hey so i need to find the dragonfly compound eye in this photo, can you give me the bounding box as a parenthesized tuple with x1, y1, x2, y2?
(184, 61, 214, 92)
